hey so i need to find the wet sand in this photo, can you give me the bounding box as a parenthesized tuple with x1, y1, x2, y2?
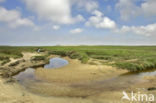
(1, 75, 156, 103)
(35, 57, 127, 84)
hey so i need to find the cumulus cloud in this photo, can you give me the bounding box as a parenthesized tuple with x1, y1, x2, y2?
(0, 7, 35, 28)
(85, 10, 116, 29)
(52, 25, 60, 30)
(70, 28, 83, 34)
(119, 23, 156, 37)
(116, 0, 156, 21)
(23, 0, 85, 24)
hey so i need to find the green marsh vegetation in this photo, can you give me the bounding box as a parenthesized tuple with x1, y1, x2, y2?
(0, 46, 39, 65)
(42, 46, 156, 72)
(31, 56, 46, 61)
(0, 46, 156, 72)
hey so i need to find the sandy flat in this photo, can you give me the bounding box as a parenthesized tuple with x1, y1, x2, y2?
(0, 53, 156, 103)
(35, 57, 127, 84)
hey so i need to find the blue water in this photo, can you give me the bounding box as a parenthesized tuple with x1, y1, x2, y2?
(14, 57, 69, 84)
(44, 57, 68, 69)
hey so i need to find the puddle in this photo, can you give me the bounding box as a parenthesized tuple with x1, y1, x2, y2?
(44, 57, 68, 69)
(14, 68, 41, 86)
(15, 68, 35, 82)
(138, 70, 156, 77)
(14, 57, 68, 85)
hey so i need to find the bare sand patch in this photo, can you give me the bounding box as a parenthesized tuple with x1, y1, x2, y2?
(35, 57, 127, 84)
(0, 77, 95, 103)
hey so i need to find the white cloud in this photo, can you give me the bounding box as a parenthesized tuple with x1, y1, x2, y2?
(86, 10, 116, 29)
(0, 7, 35, 28)
(85, 1, 98, 12)
(141, 0, 156, 16)
(52, 25, 60, 30)
(23, 0, 84, 24)
(116, 0, 156, 21)
(119, 23, 156, 37)
(73, 0, 98, 13)
(74, 14, 85, 23)
(116, 0, 140, 21)
(70, 28, 83, 34)
(92, 10, 103, 17)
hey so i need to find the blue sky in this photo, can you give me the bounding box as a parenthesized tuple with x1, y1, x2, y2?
(0, 0, 156, 46)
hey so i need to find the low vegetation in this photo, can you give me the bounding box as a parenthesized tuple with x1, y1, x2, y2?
(42, 46, 156, 72)
(9, 59, 25, 67)
(0, 56, 10, 65)
(31, 56, 46, 61)
(49, 50, 89, 63)
(0, 46, 156, 72)
(0, 46, 41, 65)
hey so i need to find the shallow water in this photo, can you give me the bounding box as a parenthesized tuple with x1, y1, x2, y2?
(14, 57, 69, 85)
(14, 58, 156, 97)
(44, 57, 68, 69)
(14, 68, 39, 85)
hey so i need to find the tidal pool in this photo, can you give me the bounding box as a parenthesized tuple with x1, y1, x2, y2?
(14, 58, 156, 97)
(44, 57, 68, 69)
(14, 57, 68, 85)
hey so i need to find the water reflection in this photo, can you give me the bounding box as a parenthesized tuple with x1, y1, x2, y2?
(14, 68, 39, 85)
(44, 57, 68, 69)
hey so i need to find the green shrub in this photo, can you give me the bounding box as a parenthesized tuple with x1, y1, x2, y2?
(67, 51, 82, 59)
(80, 56, 89, 64)
(0, 56, 9, 60)
(93, 56, 112, 60)
(9, 61, 20, 66)
(0, 56, 10, 65)
(1, 59, 10, 65)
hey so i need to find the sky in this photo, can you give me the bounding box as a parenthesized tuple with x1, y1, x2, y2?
(0, 0, 156, 46)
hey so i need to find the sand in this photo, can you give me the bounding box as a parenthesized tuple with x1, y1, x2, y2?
(35, 57, 127, 84)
